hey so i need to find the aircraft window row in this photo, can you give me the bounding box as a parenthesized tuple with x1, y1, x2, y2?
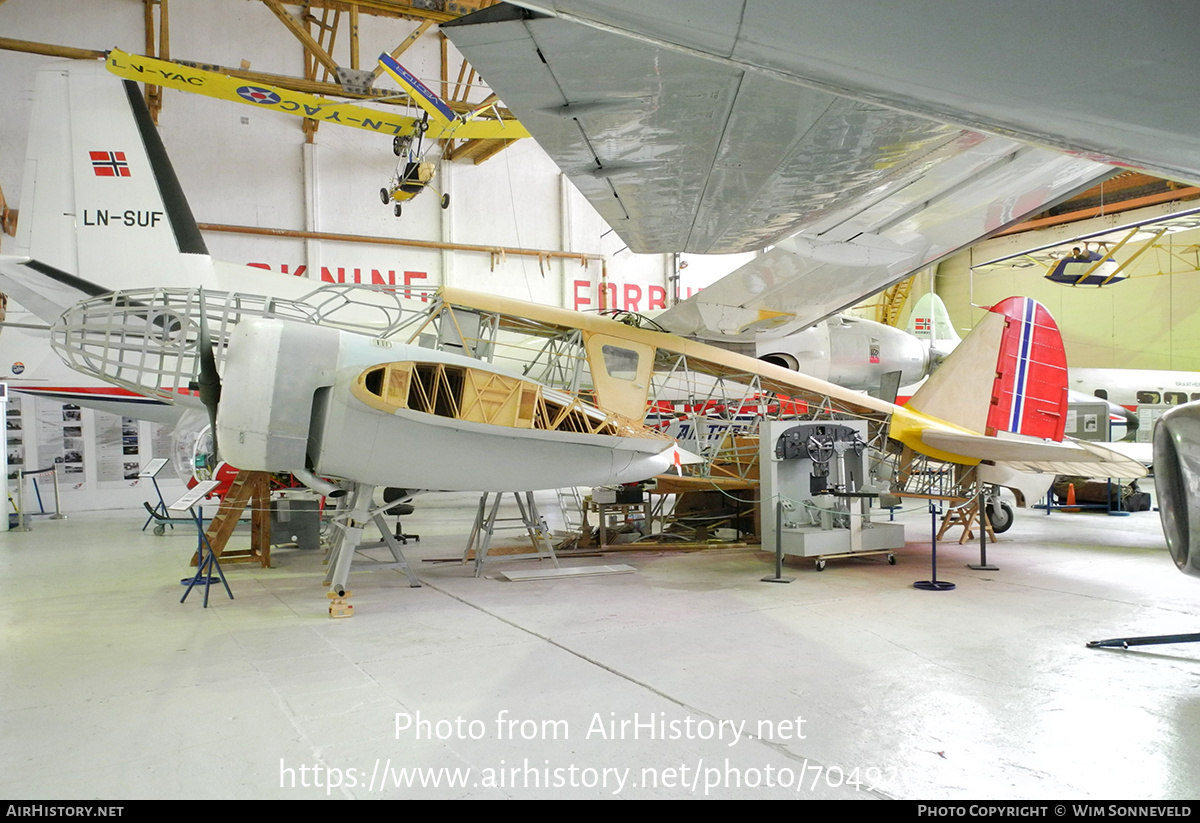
(1094, 389, 1200, 406)
(358, 361, 626, 436)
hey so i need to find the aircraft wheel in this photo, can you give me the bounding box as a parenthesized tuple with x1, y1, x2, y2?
(379, 187, 390, 205)
(815, 558, 826, 571)
(393, 135, 404, 156)
(985, 500, 1014, 533)
(441, 193, 450, 210)
(887, 553, 896, 565)
(153, 523, 165, 536)
(394, 204, 403, 218)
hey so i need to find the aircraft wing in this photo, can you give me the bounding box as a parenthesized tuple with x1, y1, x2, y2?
(105, 49, 529, 142)
(444, 5, 1110, 333)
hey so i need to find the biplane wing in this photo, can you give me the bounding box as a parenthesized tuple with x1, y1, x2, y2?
(104, 49, 529, 142)
(442, 6, 1109, 334)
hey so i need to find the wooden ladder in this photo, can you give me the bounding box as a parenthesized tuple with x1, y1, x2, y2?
(194, 470, 272, 567)
(937, 497, 996, 545)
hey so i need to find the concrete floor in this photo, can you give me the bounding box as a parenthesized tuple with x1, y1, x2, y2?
(1, 493, 1197, 799)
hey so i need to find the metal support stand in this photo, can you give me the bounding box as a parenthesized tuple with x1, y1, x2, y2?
(180, 504, 234, 607)
(761, 498, 794, 583)
(914, 502, 956, 591)
(1107, 478, 1131, 517)
(324, 482, 422, 593)
(968, 486, 999, 571)
(170, 482, 233, 608)
(140, 458, 173, 533)
(463, 491, 558, 578)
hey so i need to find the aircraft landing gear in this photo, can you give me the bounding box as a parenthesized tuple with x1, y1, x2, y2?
(379, 187, 390, 205)
(394, 203, 403, 217)
(985, 499, 1014, 533)
(441, 193, 450, 209)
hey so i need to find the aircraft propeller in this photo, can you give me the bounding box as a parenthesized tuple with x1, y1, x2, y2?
(195, 290, 222, 463)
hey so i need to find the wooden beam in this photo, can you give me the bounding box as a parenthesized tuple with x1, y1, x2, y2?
(143, 0, 161, 121)
(451, 57, 468, 102)
(348, 3, 360, 70)
(0, 184, 17, 238)
(261, 0, 340, 75)
(291, 0, 456, 24)
(440, 31, 448, 100)
(450, 137, 517, 165)
(370, 18, 433, 81)
(0, 37, 105, 60)
(996, 187, 1200, 236)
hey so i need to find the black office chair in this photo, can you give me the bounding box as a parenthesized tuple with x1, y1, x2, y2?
(383, 487, 419, 545)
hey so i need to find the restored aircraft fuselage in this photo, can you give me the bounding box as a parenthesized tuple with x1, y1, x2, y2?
(217, 317, 677, 492)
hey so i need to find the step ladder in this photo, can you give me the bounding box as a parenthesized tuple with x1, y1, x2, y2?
(554, 486, 585, 534)
(195, 470, 272, 567)
(937, 496, 996, 545)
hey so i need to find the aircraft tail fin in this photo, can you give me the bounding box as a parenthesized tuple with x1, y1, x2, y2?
(906, 292, 961, 353)
(6, 59, 207, 306)
(906, 296, 1068, 439)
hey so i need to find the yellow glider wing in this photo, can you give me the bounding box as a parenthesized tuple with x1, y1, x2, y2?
(106, 49, 527, 141)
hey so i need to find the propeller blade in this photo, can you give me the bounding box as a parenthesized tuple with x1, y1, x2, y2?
(196, 291, 222, 461)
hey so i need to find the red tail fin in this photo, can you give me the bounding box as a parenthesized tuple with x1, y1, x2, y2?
(986, 297, 1068, 440)
(906, 296, 1068, 441)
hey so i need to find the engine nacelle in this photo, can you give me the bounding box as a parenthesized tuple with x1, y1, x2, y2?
(1152, 401, 1200, 578)
(757, 316, 929, 391)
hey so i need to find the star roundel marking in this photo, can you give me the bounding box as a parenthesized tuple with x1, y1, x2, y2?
(236, 86, 281, 105)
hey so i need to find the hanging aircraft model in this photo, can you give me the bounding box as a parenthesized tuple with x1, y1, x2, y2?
(103, 48, 530, 218)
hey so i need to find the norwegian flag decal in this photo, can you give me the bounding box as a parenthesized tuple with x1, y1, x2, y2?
(914, 318, 931, 332)
(90, 151, 130, 177)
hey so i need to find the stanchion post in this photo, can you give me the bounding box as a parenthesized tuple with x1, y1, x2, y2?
(761, 497, 794, 583)
(49, 465, 66, 520)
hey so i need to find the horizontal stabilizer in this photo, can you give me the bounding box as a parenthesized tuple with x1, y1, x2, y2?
(921, 430, 1147, 479)
(0, 257, 110, 324)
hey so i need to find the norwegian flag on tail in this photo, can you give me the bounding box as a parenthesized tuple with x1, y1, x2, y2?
(986, 296, 1068, 441)
(90, 151, 130, 177)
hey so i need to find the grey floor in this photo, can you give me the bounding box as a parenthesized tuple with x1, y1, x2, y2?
(1, 492, 1197, 800)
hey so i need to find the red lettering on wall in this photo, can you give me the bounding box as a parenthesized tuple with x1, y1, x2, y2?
(403, 271, 428, 301)
(648, 285, 666, 310)
(623, 283, 643, 311)
(573, 280, 592, 311)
